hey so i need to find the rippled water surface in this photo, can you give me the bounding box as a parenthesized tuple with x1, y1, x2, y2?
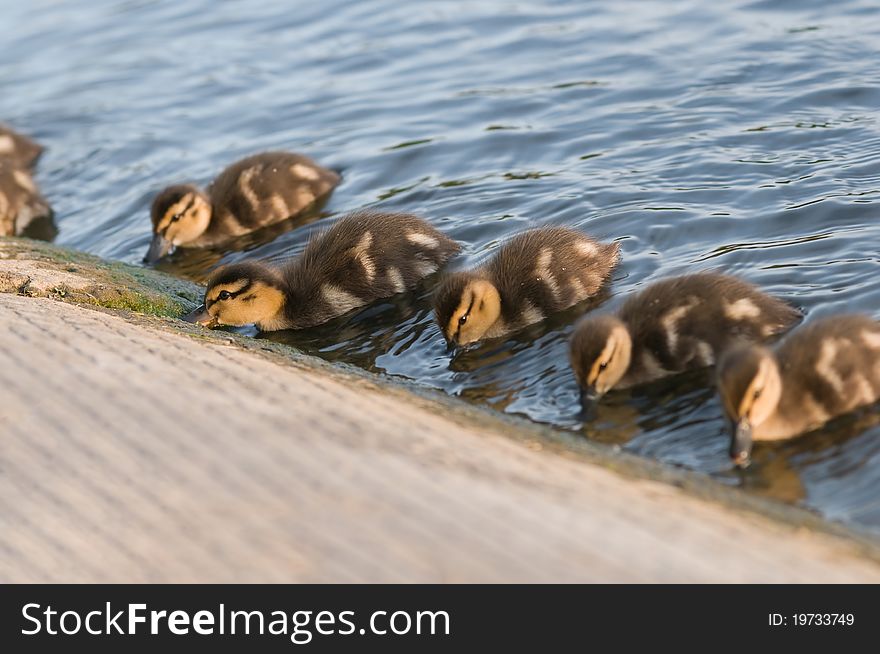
(4, 0, 880, 532)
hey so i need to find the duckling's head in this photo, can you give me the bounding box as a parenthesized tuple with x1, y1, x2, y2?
(183, 261, 286, 330)
(716, 345, 782, 468)
(569, 315, 632, 404)
(145, 185, 212, 263)
(433, 272, 502, 347)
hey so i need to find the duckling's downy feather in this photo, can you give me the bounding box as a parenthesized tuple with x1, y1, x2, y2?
(489, 227, 619, 325)
(434, 227, 619, 339)
(280, 211, 459, 328)
(758, 315, 880, 438)
(204, 211, 459, 331)
(203, 152, 339, 244)
(630, 274, 800, 385)
(0, 160, 51, 237)
(591, 273, 800, 389)
(153, 151, 340, 250)
(0, 125, 43, 168)
(0, 126, 49, 237)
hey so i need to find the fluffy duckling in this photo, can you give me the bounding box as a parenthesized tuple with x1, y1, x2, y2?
(145, 151, 340, 263)
(433, 227, 620, 346)
(0, 124, 43, 168)
(0, 159, 52, 237)
(569, 273, 801, 404)
(718, 314, 880, 467)
(184, 211, 460, 331)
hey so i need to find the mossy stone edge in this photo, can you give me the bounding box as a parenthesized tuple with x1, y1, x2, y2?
(0, 236, 202, 318)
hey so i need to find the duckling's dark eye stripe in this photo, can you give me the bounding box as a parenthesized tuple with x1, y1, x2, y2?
(208, 281, 253, 307)
(453, 298, 475, 340)
(225, 282, 253, 299)
(161, 196, 196, 234)
(592, 341, 616, 382)
(234, 281, 253, 297)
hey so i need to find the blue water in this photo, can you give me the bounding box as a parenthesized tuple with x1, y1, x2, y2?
(3, 0, 880, 532)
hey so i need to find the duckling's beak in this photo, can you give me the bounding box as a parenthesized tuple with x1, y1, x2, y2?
(444, 333, 461, 354)
(182, 304, 219, 328)
(578, 386, 600, 421)
(581, 386, 600, 404)
(729, 418, 753, 468)
(144, 233, 172, 264)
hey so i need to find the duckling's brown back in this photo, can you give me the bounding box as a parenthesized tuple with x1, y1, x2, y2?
(205, 151, 340, 239)
(773, 314, 880, 419)
(487, 226, 619, 325)
(282, 211, 459, 328)
(620, 272, 801, 374)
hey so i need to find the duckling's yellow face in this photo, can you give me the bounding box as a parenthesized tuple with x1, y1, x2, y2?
(720, 351, 782, 426)
(196, 278, 285, 329)
(717, 346, 782, 466)
(570, 318, 632, 400)
(444, 279, 502, 346)
(145, 188, 211, 263)
(157, 192, 211, 246)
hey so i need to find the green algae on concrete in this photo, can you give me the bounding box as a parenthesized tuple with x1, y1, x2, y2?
(0, 236, 202, 318)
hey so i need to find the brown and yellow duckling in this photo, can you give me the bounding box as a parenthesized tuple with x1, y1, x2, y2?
(433, 227, 620, 347)
(0, 125, 50, 237)
(184, 211, 460, 331)
(0, 159, 52, 237)
(569, 273, 801, 405)
(0, 124, 43, 168)
(145, 151, 340, 263)
(718, 314, 880, 467)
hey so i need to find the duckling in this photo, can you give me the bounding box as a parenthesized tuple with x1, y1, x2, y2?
(718, 314, 880, 467)
(184, 210, 460, 331)
(433, 227, 620, 346)
(145, 151, 340, 263)
(0, 159, 52, 237)
(569, 273, 801, 404)
(0, 124, 43, 168)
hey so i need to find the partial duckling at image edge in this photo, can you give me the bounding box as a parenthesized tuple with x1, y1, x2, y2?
(0, 159, 52, 237)
(718, 314, 880, 468)
(569, 272, 801, 405)
(0, 125, 51, 238)
(433, 226, 620, 347)
(0, 124, 44, 168)
(185, 210, 460, 331)
(145, 151, 341, 263)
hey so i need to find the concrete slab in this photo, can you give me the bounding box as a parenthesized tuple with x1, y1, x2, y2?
(1, 293, 879, 582)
